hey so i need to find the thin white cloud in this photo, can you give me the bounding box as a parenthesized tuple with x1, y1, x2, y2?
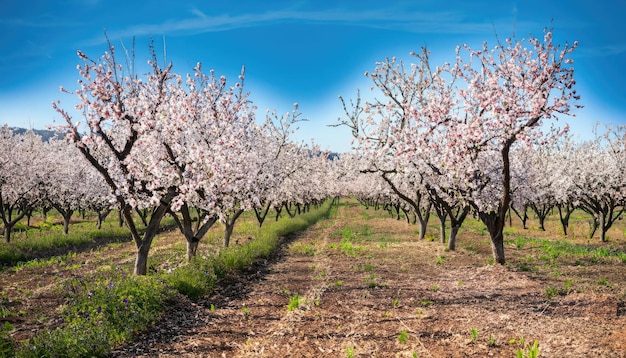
(82, 7, 510, 45)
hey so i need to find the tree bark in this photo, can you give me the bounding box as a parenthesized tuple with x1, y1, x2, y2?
(186, 239, 200, 261)
(223, 209, 244, 248)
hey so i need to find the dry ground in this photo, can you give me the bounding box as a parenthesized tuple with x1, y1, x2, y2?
(100, 201, 626, 357)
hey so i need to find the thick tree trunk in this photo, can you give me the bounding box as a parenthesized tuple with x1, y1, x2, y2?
(62, 210, 73, 235)
(480, 211, 506, 264)
(417, 210, 430, 240)
(134, 242, 151, 276)
(4, 226, 11, 243)
(186, 240, 200, 262)
(446, 206, 469, 251)
(599, 212, 607, 242)
(223, 223, 234, 248)
(448, 225, 461, 251)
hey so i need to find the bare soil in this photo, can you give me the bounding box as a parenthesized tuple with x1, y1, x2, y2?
(106, 201, 625, 357)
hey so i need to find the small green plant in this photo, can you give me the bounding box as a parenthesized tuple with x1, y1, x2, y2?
(393, 298, 399, 308)
(398, 330, 409, 344)
(597, 278, 611, 287)
(209, 303, 216, 312)
(365, 274, 378, 288)
(345, 345, 355, 358)
(544, 286, 560, 300)
(488, 335, 496, 347)
(288, 294, 303, 311)
(421, 300, 432, 307)
(431, 284, 439, 292)
(457, 280, 463, 286)
(334, 280, 344, 286)
(435, 256, 443, 264)
(564, 280, 572, 293)
(469, 328, 478, 343)
(516, 340, 540, 358)
(242, 306, 250, 316)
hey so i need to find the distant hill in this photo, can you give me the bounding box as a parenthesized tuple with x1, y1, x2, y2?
(8, 127, 63, 142)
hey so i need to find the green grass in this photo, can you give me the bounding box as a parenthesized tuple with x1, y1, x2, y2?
(16, 268, 173, 357)
(0, 223, 131, 268)
(12, 200, 336, 356)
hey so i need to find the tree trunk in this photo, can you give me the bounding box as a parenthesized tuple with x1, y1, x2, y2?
(123, 191, 175, 276)
(599, 211, 607, 242)
(480, 211, 506, 264)
(557, 204, 573, 236)
(223, 209, 244, 248)
(96, 209, 111, 230)
(62, 210, 73, 235)
(417, 210, 430, 240)
(134, 242, 151, 276)
(438, 211, 448, 244)
(589, 216, 598, 239)
(4, 226, 11, 243)
(448, 224, 461, 251)
(446, 206, 469, 251)
(223, 222, 234, 248)
(186, 239, 200, 262)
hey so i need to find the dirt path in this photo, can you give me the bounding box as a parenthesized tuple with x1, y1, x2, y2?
(110, 201, 626, 357)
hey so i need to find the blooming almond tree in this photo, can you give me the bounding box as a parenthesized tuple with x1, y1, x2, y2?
(454, 29, 579, 263)
(54, 41, 183, 275)
(339, 28, 579, 264)
(0, 127, 50, 242)
(570, 124, 626, 241)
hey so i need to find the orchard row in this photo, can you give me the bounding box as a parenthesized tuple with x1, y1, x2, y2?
(2, 28, 622, 274)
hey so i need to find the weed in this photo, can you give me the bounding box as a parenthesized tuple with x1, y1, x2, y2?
(334, 280, 344, 286)
(0, 322, 15, 356)
(242, 306, 250, 316)
(288, 294, 303, 311)
(458, 280, 464, 286)
(488, 335, 496, 347)
(365, 274, 378, 288)
(393, 298, 399, 308)
(597, 278, 611, 287)
(398, 330, 409, 344)
(209, 304, 216, 312)
(345, 345, 355, 358)
(291, 242, 316, 256)
(421, 300, 432, 307)
(544, 286, 561, 300)
(431, 284, 440, 292)
(516, 340, 540, 358)
(469, 328, 478, 343)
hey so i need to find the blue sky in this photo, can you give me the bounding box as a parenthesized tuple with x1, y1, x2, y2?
(1, 0, 625, 152)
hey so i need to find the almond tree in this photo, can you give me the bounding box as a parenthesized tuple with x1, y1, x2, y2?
(43, 139, 112, 234)
(451, 29, 579, 263)
(340, 28, 579, 264)
(570, 125, 625, 241)
(53, 42, 180, 275)
(0, 128, 49, 242)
